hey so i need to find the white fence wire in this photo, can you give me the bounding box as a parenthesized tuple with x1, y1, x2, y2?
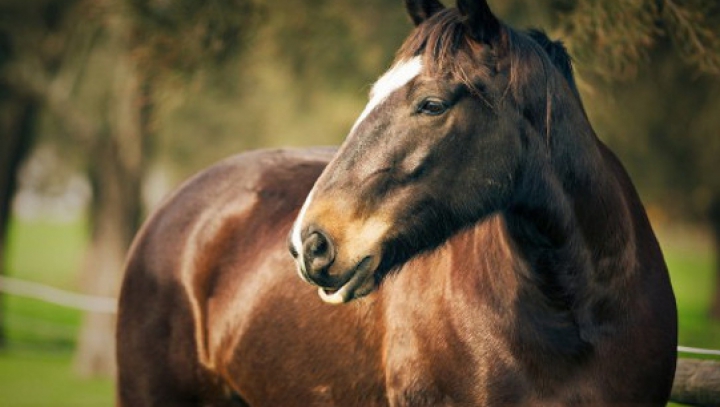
(1, 276, 719, 357)
(0, 276, 117, 314)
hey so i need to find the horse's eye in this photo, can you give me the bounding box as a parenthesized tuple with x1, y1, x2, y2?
(417, 98, 448, 116)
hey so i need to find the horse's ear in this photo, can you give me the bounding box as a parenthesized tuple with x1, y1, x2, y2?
(405, 0, 445, 26)
(456, 0, 500, 43)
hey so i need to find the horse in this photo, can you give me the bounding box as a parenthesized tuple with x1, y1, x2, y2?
(116, 0, 678, 405)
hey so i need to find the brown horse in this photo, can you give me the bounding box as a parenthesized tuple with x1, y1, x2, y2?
(116, 1, 677, 405)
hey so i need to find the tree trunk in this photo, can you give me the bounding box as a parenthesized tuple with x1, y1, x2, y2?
(73, 132, 142, 377)
(72, 14, 147, 377)
(709, 195, 720, 321)
(0, 83, 37, 348)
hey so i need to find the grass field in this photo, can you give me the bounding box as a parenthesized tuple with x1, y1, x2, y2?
(0, 218, 115, 407)
(0, 218, 718, 406)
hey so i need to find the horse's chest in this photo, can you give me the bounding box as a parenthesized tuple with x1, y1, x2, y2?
(383, 330, 469, 406)
(381, 286, 525, 406)
(381, 301, 463, 405)
(382, 323, 526, 406)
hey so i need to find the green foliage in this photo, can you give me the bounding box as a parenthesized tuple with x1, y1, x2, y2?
(662, 0, 720, 75)
(264, 0, 411, 91)
(584, 56, 720, 218)
(545, 0, 720, 79)
(560, 0, 660, 79)
(148, 0, 414, 179)
(127, 0, 264, 75)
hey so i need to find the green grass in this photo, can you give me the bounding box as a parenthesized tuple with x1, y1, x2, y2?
(0, 218, 718, 406)
(1, 218, 114, 407)
(3, 218, 87, 351)
(664, 244, 720, 351)
(0, 348, 113, 407)
(5, 218, 88, 289)
(4, 295, 81, 351)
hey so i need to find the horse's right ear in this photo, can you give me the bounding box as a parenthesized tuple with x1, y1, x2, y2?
(405, 0, 445, 26)
(457, 0, 500, 43)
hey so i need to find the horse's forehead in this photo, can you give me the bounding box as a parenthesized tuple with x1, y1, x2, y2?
(370, 57, 423, 102)
(350, 57, 423, 134)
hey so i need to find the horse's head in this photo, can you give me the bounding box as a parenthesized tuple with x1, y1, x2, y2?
(290, 0, 581, 303)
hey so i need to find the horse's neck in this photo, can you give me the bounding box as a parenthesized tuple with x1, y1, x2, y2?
(501, 135, 638, 345)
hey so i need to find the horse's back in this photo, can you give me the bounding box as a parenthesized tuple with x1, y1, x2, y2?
(117, 148, 334, 406)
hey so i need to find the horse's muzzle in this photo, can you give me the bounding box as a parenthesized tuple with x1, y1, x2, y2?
(289, 228, 378, 304)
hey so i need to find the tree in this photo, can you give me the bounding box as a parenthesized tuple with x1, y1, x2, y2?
(0, 0, 145, 374)
(0, 0, 78, 349)
(0, 0, 261, 376)
(0, 78, 37, 348)
(71, 0, 262, 376)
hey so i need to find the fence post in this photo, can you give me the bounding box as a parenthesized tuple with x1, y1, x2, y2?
(671, 358, 720, 406)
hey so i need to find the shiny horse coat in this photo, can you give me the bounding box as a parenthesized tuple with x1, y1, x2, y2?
(117, 1, 677, 405)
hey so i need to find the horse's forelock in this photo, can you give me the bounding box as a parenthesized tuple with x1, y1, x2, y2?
(396, 8, 496, 96)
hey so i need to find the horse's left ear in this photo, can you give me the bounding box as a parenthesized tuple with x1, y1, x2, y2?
(405, 0, 445, 26)
(456, 0, 500, 43)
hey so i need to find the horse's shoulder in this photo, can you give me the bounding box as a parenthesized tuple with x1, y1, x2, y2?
(121, 147, 336, 370)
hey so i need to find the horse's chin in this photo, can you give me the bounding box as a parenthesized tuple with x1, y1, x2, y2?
(317, 256, 378, 304)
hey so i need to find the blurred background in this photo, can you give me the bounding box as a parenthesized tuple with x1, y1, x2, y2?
(0, 0, 719, 405)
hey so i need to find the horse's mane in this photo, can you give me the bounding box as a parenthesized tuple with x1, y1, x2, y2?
(525, 29, 580, 98)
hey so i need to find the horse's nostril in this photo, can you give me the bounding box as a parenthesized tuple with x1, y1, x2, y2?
(307, 232, 328, 257)
(302, 231, 336, 282)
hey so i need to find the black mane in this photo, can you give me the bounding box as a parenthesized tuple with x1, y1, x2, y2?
(525, 29, 580, 98)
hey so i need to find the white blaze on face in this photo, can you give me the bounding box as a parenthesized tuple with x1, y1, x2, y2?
(291, 188, 316, 279)
(291, 57, 424, 273)
(350, 56, 424, 134)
